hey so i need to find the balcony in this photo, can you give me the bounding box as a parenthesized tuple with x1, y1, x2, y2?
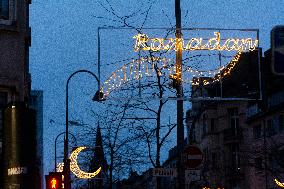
(223, 128, 242, 144)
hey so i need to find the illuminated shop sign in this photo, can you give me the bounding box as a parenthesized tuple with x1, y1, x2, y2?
(7, 167, 27, 176)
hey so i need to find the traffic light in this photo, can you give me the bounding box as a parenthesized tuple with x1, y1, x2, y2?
(271, 25, 284, 75)
(45, 172, 63, 189)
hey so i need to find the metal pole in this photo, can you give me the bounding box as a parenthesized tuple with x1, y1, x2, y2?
(55, 132, 77, 172)
(175, 0, 185, 188)
(263, 119, 268, 189)
(64, 69, 100, 189)
(98, 27, 101, 89)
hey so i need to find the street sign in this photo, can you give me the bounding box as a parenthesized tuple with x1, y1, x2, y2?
(185, 169, 201, 183)
(271, 25, 284, 75)
(152, 168, 177, 177)
(182, 145, 203, 169)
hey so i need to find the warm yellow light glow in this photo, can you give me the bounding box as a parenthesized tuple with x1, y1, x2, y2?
(133, 32, 258, 52)
(191, 51, 242, 86)
(275, 179, 284, 188)
(56, 162, 64, 172)
(91, 31, 259, 97)
(100, 50, 244, 97)
(51, 178, 57, 188)
(69, 146, 101, 179)
(56, 147, 101, 179)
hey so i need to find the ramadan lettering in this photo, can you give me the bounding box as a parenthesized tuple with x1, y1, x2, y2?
(133, 32, 258, 52)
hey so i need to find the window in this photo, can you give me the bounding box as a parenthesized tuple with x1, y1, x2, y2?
(189, 124, 196, 143)
(229, 181, 240, 189)
(202, 114, 207, 136)
(210, 118, 215, 133)
(253, 124, 262, 139)
(0, 92, 8, 138)
(0, 0, 9, 20)
(266, 119, 276, 136)
(255, 157, 263, 170)
(211, 152, 217, 168)
(228, 108, 239, 135)
(269, 154, 278, 170)
(0, 0, 16, 23)
(230, 144, 240, 171)
(279, 114, 284, 132)
(192, 126, 196, 142)
(204, 148, 209, 162)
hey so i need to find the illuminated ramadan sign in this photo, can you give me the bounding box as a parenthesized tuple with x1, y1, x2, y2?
(97, 28, 260, 99)
(133, 32, 258, 52)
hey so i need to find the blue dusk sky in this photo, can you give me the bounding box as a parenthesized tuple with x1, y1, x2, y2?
(29, 0, 284, 180)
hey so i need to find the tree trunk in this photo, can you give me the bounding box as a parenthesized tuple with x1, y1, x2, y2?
(156, 100, 163, 189)
(109, 149, 114, 189)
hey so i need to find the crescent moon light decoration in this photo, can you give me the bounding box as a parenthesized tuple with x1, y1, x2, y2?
(275, 179, 284, 188)
(69, 146, 102, 179)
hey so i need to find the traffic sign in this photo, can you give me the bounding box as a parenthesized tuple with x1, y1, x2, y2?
(152, 168, 177, 177)
(185, 169, 201, 183)
(182, 145, 203, 169)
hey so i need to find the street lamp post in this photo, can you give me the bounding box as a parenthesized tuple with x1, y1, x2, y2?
(54, 132, 77, 172)
(64, 69, 104, 189)
(175, 0, 185, 188)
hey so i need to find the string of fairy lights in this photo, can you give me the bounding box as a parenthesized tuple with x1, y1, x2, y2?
(99, 32, 258, 98)
(56, 147, 101, 179)
(190, 50, 242, 86)
(100, 51, 243, 97)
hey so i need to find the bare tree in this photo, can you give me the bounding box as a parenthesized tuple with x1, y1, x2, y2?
(91, 1, 190, 189)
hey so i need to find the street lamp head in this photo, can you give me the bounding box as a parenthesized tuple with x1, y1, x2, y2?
(92, 90, 106, 102)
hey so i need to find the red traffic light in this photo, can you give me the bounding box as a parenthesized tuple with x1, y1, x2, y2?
(45, 172, 63, 189)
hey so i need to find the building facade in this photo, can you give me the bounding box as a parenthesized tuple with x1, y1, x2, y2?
(244, 49, 284, 189)
(29, 90, 44, 189)
(0, 0, 33, 188)
(187, 100, 249, 188)
(0, 0, 31, 145)
(186, 46, 284, 189)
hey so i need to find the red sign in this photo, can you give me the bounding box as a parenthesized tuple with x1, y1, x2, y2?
(182, 145, 203, 169)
